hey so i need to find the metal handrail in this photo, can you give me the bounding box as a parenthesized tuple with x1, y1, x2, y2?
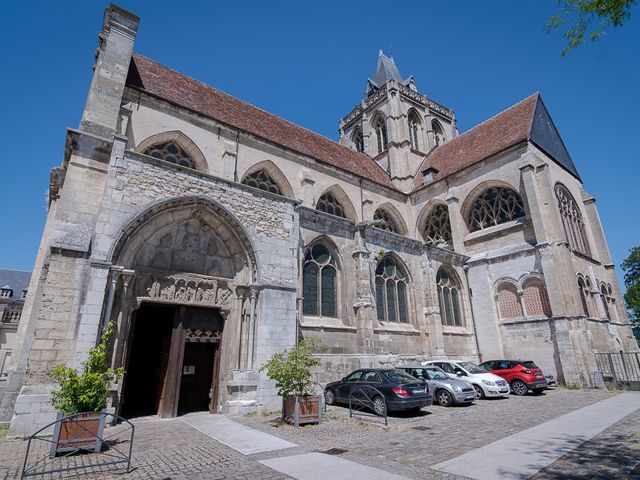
(311, 381, 327, 413)
(21, 411, 134, 479)
(348, 385, 388, 426)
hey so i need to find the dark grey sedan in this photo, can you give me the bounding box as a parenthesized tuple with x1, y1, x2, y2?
(324, 368, 432, 416)
(397, 365, 476, 407)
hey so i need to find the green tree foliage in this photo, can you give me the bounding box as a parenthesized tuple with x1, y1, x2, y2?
(622, 246, 640, 337)
(259, 339, 326, 397)
(546, 0, 637, 55)
(50, 323, 124, 414)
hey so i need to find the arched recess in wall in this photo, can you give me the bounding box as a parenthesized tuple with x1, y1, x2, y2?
(240, 160, 295, 198)
(461, 180, 526, 233)
(431, 119, 445, 147)
(417, 201, 453, 247)
(407, 108, 423, 151)
(110, 195, 258, 283)
(135, 130, 208, 172)
(554, 183, 591, 256)
(373, 203, 408, 235)
(315, 185, 358, 221)
(301, 236, 342, 318)
(352, 128, 365, 153)
(520, 274, 552, 318)
(495, 279, 523, 319)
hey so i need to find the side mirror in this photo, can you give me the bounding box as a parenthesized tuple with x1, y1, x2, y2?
(455, 370, 465, 377)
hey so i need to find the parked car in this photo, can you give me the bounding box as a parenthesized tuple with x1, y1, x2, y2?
(479, 360, 548, 395)
(324, 369, 432, 415)
(422, 360, 510, 399)
(545, 374, 557, 388)
(396, 365, 476, 407)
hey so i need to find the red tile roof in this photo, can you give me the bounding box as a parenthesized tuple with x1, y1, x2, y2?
(413, 93, 539, 191)
(127, 54, 396, 190)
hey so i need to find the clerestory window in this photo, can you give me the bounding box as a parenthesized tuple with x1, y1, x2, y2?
(467, 187, 526, 232)
(143, 141, 195, 169)
(242, 169, 283, 195)
(423, 204, 452, 246)
(316, 192, 346, 218)
(373, 209, 400, 234)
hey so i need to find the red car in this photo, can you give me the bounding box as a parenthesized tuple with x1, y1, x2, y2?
(479, 360, 547, 396)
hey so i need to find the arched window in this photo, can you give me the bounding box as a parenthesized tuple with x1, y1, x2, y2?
(496, 282, 523, 318)
(600, 283, 611, 320)
(316, 192, 345, 218)
(408, 111, 421, 151)
(242, 170, 282, 195)
(302, 244, 337, 317)
(437, 267, 464, 326)
(577, 276, 590, 317)
(522, 277, 552, 317)
(143, 141, 195, 169)
(423, 204, 452, 246)
(432, 120, 445, 147)
(467, 187, 526, 232)
(375, 257, 408, 322)
(555, 184, 590, 256)
(353, 129, 364, 153)
(374, 209, 400, 234)
(374, 116, 388, 154)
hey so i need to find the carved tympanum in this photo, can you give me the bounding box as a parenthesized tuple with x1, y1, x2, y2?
(135, 272, 233, 308)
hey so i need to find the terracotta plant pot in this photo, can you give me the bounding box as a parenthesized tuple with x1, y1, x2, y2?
(50, 411, 106, 457)
(282, 395, 322, 426)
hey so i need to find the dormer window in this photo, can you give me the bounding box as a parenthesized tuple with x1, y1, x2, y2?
(21, 289, 28, 299)
(422, 168, 437, 186)
(1, 287, 12, 298)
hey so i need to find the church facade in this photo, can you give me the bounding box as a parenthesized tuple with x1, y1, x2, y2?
(2, 5, 637, 435)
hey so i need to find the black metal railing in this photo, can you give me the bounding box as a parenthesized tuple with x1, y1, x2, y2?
(348, 385, 388, 426)
(21, 412, 134, 479)
(595, 352, 640, 390)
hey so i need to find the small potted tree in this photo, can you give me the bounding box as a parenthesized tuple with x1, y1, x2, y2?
(49, 322, 123, 456)
(260, 339, 324, 426)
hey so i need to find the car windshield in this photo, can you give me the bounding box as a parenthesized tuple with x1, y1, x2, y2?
(458, 362, 487, 374)
(383, 370, 419, 383)
(426, 368, 447, 380)
(521, 361, 539, 369)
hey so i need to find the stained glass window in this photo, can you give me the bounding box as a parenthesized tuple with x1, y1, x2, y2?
(302, 244, 337, 317)
(424, 204, 452, 246)
(437, 267, 464, 326)
(374, 209, 400, 234)
(317, 192, 345, 218)
(375, 257, 408, 322)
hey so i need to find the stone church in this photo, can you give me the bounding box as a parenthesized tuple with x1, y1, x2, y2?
(2, 4, 637, 435)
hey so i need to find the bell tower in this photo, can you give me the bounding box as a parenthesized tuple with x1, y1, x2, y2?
(339, 51, 457, 192)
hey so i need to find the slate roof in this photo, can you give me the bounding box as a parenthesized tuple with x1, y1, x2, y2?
(370, 51, 406, 87)
(413, 93, 580, 191)
(0, 269, 31, 298)
(126, 54, 396, 190)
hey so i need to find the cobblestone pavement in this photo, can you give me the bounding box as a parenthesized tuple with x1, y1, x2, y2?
(531, 408, 640, 480)
(0, 388, 635, 480)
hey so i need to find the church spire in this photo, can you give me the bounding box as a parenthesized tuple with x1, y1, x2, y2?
(367, 50, 417, 96)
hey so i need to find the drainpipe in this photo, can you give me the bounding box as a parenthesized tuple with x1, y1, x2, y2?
(463, 264, 483, 362)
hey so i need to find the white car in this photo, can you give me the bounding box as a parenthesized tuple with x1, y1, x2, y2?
(422, 360, 510, 399)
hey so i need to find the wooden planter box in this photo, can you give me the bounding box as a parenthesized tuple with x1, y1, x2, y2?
(50, 411, 106, 457)
(282, 395, 322, 426)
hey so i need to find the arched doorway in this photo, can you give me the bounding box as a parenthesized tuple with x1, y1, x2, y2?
(108, 197, 257, 418)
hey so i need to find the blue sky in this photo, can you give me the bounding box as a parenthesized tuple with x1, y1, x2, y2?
(1, 1, 638, 292)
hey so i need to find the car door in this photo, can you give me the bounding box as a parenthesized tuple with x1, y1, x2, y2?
(337, 370, 363, 401)
(439, 362, 458, 379)
(498, 361, 515, 383)
(357, 370, 384, 404)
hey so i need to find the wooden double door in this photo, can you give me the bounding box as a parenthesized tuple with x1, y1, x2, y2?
(120, 304, 224, 419)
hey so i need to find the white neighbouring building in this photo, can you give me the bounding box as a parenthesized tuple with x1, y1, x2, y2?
(1, 4, 637, 436)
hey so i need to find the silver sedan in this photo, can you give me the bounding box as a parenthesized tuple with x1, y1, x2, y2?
(396, 365, 476, 406)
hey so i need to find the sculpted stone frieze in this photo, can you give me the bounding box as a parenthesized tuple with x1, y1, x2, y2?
(135, 271, 234, 308)
(365, 86, 387, 108)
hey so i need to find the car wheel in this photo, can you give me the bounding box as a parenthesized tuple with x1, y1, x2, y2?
(372, 396, 386, 416)
(473, 384, 485, 399)
(511, 379, 528, 396)
(436, 389, 453, 407)
(325, 389, 336, 406)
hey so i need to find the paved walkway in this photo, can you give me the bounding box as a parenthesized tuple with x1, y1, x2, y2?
(432, 392, 640, 480)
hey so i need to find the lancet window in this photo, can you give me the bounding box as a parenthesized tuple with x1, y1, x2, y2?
(316, 192, 345, 218)
(353, 129, 365, 153)
(437, 267, 464, 326)
(302, 244, 338, 317)
(374, 116, 388, 154)
(432, 120, 445, 147)
(555, 184, 590, 256)
(375, 257, 408, 323)
(408, 111, 421, 150)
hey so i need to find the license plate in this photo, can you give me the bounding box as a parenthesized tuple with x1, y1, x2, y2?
(535, 373, 543, 378)
(412, 388, 425, 394)
(500, 389, 509, 393)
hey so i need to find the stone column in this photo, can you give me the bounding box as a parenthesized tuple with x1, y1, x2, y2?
(420, 252, 445, 356)
(446, 188, 465, 253)
(246, 287, 260, 370)
(352, 225, 376, 353)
